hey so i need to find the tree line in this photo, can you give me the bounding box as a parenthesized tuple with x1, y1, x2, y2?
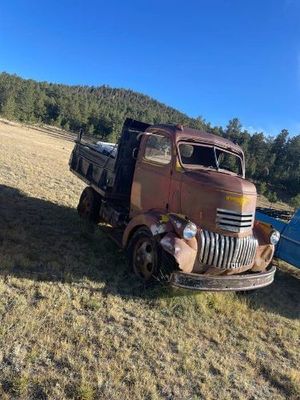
(0, 72, 299, 203)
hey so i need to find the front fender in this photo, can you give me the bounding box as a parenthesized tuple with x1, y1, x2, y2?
(252, 220, 275, 272)
(160, 233, 198, 273)
(123, 212, 198, 273)
(122, 211, 168, 248)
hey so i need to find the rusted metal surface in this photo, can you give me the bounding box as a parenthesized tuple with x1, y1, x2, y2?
(71, 118, 277, 290)
(130, 125, 257, 238)
(122, 212, 164, 248)
(130, 133, 172, 216)
(123, 212, 198, 274)
(170, 265, 276, 291)
(251, 221, 276, 272)
(146, 124, 244, 156)
(160, 233, 197, 273)
(179, 171, 257, 238)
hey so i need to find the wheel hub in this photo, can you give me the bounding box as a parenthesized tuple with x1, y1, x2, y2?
(134, 239, 155, 279)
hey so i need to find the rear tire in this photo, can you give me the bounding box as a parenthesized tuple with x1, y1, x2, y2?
(77, 187, 101, 223)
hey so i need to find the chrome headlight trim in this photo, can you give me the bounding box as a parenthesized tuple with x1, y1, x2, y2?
(270, 230, 280, 245)
(183, 222, 197, 240)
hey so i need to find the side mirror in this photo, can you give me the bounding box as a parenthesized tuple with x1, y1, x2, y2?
(132, 147, 138, 159)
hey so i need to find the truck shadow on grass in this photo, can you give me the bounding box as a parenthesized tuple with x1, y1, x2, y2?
(0, 184, 162, 297)
(0, 184, 299, 319)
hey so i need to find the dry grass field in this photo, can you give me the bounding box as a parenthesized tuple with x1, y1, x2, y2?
(0, 119, 299, 400)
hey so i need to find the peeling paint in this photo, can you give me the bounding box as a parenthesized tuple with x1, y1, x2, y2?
(160, 236, 174, 251)
(150, 223, 167, 235)
(160, 214, 170, 223)
(174, 245, 181, 254)
(174, 221, 183, 229)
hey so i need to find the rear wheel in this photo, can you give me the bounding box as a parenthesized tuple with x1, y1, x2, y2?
(77, 187, 101, 223)
(128, 228, 159, 281)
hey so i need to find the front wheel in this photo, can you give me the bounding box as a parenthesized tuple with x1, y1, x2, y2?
(128, 228, 159, 281)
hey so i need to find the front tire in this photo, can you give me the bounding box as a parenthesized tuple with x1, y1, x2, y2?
(128, 227, 159, 281)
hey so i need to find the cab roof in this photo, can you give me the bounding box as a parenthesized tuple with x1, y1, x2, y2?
(146, 124, 244, 156)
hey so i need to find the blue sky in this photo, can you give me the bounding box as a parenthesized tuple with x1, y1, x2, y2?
(0, 0, 299, 136)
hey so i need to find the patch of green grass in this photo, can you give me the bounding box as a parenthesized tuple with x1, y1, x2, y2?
(76, 381, 96, 400)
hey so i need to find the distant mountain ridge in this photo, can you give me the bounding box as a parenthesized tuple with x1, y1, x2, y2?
(0, 72, 207, 140)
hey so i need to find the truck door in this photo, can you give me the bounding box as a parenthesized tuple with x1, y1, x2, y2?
(130, 133, 172, 217)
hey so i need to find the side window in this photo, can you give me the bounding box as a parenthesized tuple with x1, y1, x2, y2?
(144, 135, 171, 165)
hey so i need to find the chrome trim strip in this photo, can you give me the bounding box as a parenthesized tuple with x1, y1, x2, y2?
(235, 237, 243, 264)
(199, 231, 205, 261)
(217, 208, 254, 216)
(217, 225, 250, 233)
(241, 237, 247, 266)
(203, 230, 210, 264)
(216, 215, 253, 221)
(218, 235, 225, 268)
(228, 236, 235, 266)
(212, 233, 220, 266)
(207, 231, 215, 265)
(217, 219, 253, 226)
(223, 236, 230, 267)
(245, 237, 251, 265)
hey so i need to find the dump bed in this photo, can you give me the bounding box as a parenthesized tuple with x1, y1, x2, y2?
(69, 118, 150, 202)
(69, 140, 117, 197)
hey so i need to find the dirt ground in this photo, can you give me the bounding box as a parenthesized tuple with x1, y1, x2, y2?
(0, 119, 299, 400)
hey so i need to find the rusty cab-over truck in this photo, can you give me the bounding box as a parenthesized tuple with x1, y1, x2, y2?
(69, 118, 279, 291)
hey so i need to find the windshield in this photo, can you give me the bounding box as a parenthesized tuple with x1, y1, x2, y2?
(178, 143, 244, 176)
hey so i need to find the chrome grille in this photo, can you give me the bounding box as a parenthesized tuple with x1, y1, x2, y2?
(216, 208, 254, 233)
(199, 230, 258, 269)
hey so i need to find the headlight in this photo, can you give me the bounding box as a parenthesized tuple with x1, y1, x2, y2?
(183, 222, 197, 240)
(270, 230, 280, 245)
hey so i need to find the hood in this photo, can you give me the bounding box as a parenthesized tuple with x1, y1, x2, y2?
(180, 169, 257, 237)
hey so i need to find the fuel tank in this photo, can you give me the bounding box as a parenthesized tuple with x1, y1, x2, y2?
(180, 170, 257, 237)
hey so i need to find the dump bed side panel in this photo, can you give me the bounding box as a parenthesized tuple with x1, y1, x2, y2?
(69, 142, 117, 197)
(69, 118, 151, 202)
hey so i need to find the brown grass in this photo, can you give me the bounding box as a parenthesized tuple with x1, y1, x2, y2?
(0, 119, 299, 400)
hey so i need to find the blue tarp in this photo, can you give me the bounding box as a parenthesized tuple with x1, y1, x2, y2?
(255, 211, 287, 233)
(255, 209, 300, 269)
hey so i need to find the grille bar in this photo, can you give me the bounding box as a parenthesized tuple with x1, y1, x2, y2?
(216, 215, 253, 222)
(222, 220, 253, 225)
(199, 230, 258, 270)
(216, 208, 254, 233)
(217, 208, 253, 216)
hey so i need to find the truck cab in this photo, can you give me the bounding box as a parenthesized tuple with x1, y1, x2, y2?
(69, 118, 279, 291)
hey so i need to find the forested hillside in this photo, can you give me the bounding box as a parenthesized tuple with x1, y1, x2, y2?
(0, 72, 299, 201)
(0, 72, 208, 139)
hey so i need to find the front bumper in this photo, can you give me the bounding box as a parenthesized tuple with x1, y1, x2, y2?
(170, 265, 276, 291)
